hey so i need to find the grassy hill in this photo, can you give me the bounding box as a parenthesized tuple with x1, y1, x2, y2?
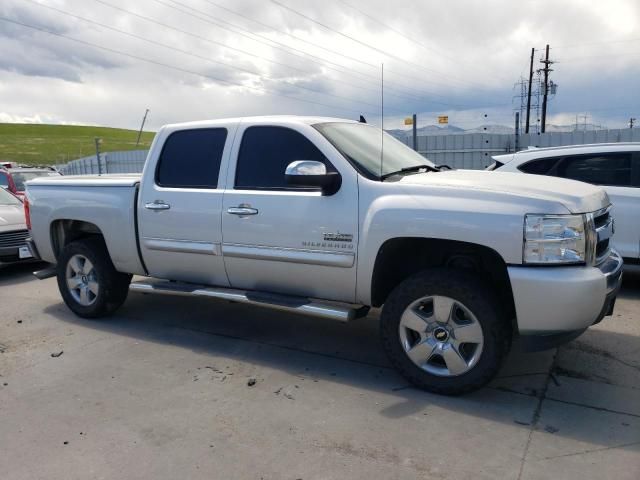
(0, 123, 156, 166)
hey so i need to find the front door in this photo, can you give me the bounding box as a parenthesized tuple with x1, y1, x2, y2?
(138, 126, 234, 286)
(221, 123, 359, 303)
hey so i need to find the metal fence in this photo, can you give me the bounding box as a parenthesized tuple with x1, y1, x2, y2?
(402, 127, 640, 170)
(56, 149, 148, 175)
(56, 128, 640, 175)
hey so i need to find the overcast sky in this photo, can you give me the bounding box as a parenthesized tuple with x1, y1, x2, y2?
(0, 0, 639, 131)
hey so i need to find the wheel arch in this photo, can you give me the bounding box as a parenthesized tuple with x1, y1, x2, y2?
(370, 237, 516, 326)
(50, 219, 107, 260)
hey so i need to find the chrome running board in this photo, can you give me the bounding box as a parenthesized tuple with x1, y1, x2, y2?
(129, 279, 368, 322)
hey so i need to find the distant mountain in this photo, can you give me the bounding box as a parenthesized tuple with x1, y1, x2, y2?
(386, 122, 606, 139)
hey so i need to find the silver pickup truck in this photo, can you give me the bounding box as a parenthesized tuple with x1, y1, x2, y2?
(25, 116, 623, 394)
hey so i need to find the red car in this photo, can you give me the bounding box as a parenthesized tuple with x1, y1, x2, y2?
(0, 167, 61, 198)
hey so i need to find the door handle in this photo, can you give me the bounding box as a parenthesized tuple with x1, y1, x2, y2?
(145, 200, 171, 211)
(227, 206, 258, 216)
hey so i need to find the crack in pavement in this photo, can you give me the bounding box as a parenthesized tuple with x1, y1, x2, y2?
(516, 349, 558, 480)
(539, 440, 640, 461)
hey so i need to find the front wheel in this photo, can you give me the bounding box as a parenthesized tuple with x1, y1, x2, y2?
(57, 237, 132, 319)
(380, 268, 511, 395)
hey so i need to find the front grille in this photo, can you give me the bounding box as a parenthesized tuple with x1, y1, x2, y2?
(0, 229, 29, 249)
(594, 211, 609, 229)
(593, 208, 612, 263)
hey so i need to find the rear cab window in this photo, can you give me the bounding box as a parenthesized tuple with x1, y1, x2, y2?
(556, 152, 633, 187)
(519, 151, 637, 188)
(156, 128, 228, 188)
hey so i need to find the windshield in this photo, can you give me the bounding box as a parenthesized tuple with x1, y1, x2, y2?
(11, 171, 59, 191)
(0, 187, 21, 205)
(314, 122, 435, 179)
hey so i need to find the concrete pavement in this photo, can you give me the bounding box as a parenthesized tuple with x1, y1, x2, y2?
(1, 263, 638, 479)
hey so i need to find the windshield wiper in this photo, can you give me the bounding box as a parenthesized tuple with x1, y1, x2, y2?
(380, 164, 440, 180)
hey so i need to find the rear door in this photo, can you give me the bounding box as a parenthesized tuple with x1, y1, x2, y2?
(138, 125, 236, 285)
(221, 122, 359, 303)
(554, 151, 639, 260)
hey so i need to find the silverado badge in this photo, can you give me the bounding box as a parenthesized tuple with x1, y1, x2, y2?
(323, 232, 353, 242)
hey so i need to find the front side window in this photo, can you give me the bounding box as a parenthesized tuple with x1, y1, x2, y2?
(0, 173, 8, 187)
(314, 122, 433, 179)
(235, 126, 332, 190)
(156, 128, 228, 188)
(556, 153, 632, 187)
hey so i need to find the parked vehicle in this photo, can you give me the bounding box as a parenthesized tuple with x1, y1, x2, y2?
(0, 167, 61, 199)
(25, 116, 622, 394)
(489, 143, 639, 264)
(0, 186, 33, 266)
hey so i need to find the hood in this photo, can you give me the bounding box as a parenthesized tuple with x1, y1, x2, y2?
(0, 204, 27, 231)
(396, 169, 609, 213)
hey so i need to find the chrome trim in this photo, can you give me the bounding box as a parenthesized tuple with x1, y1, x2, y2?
(144, 200, 171, 211)
(596, 217, 614, 242)
(129, 280, 358, 322)
(597, 249, 624, 294)
(285, 160, 327, 176)
(227, 206, 258, 216)
(143, 237, 221, 255)
(222, 243, 355, 267)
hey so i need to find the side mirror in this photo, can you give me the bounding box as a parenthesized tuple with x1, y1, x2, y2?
(285, 160, 341, 195)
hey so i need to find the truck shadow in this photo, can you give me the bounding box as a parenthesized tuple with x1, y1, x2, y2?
(42, 270, 640, 450)
(0, 261, 49, 287)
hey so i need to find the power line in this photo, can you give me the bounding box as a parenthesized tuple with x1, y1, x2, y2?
(151, 0, 457, 103)
(155, 0, 492, 108)
(162, 0, 470, 101)
(269, 0, 488, 90)
(0, 16, 381, 117)
(25, 0, 387, 112)
(197, 0, 494, 107)
(334, 0, 455, 64)
(91, 0, 429, 104)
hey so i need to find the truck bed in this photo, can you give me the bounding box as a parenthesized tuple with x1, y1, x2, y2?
(26, 174, 146, 275)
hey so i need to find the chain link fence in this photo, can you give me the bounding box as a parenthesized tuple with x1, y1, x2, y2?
(56, 150, 148, 175)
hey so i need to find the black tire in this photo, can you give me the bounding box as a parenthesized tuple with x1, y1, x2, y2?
(380, 268, 511, 395)
(56, 237, 132, 319)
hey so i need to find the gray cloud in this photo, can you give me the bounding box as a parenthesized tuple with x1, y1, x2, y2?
(0, 0, 637, 131)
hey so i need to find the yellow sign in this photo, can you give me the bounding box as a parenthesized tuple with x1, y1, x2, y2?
(438, 116, 448, 124)
(404, 117, 413, 125)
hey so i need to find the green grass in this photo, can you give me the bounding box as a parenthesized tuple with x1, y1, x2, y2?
(0, 123, 156, 166)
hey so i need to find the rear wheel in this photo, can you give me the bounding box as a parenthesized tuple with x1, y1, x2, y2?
(380, 268, 511, 395)
(57, 237, 131, 318)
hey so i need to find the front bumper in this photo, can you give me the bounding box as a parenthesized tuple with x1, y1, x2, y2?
(508, 250, 623, 351)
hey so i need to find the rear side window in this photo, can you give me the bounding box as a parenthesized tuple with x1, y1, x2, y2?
(519, 157, 560, 175)
(235, 126, 331, 190)
(0, 173, 8, 187)
(557, 153, 632, 187)
(156, 128, 227, 188)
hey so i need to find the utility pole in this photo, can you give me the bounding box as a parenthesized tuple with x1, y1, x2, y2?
(540, 44, 553, 134)
(94, 137, 102, 175)
(525, 48, 534, 134)
(136, 108, 149, 147)
(412, 113, 417, 151)
(515, 111, 520, 151)
(630, 117, 636, 129)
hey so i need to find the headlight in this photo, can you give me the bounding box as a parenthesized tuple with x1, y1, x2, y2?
(524, 214, 586, 264)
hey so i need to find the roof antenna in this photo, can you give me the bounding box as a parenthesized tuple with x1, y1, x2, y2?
(359, 115, 367, 123)
(380, 62, 384, 178)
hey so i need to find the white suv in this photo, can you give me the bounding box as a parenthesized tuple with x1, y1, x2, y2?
(491, 143, 640, 264)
